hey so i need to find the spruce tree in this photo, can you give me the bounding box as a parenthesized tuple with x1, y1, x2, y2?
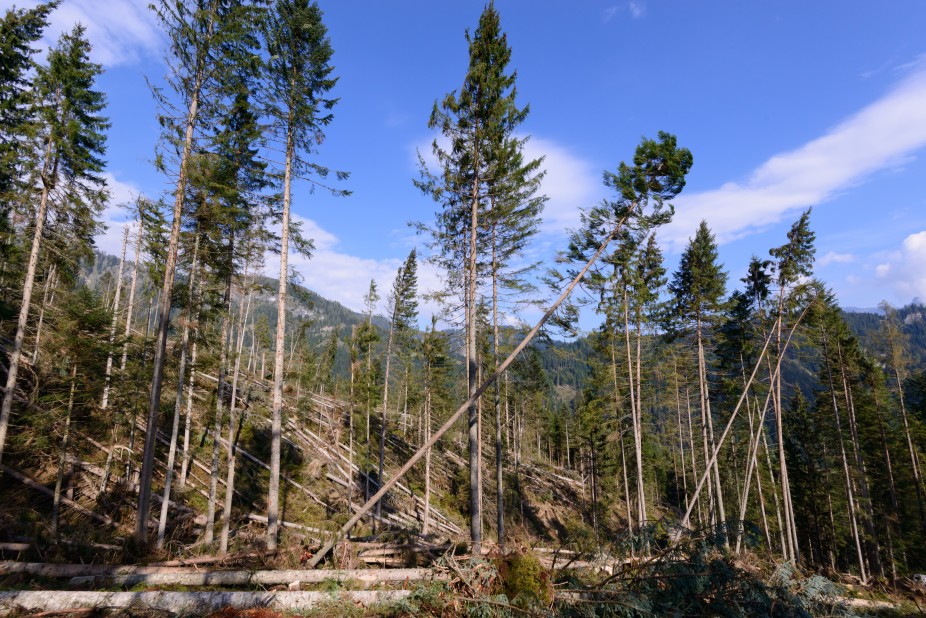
(262, 0, 344, 550)
(0, 1, 58, 258)
(668, 220, 728, 535)
(137, 0, 259, 543)
(0, 25, 108, 465)
(416, 2, 531, 551)
(767, 207, 815, 561)
(376, 249, 418, 520)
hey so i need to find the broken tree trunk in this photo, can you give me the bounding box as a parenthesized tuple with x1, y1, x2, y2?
(307, 219, 625, 568)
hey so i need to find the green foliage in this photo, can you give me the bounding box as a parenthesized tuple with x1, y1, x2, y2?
(668, 220, 728, 331)
(495, 550, 553, 609)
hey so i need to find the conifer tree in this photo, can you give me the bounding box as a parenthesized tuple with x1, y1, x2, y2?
(137, 0, 258, 543)
(262, 0, 344, 550)
(416, 2, 531, 550)
(0, 25, 108, 465)
(0, 1, 57, 262)
(768, 207, 815, 561)
(668, 220, 728, 537)
(376, 249, 418, 519)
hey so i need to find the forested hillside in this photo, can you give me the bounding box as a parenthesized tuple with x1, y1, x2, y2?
(1, 1, 925, 616)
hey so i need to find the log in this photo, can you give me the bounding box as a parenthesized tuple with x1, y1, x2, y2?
(66, 567, 445, 588)
(2, 562, 446, 583)
(0, 543, 29, 552)
(0, 590, 414, 614)
(246, 513, 326, 539)
(147, 551, 272, 567)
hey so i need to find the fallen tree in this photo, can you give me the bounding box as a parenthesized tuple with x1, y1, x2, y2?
(66, 567, 447, 588)
(0, 590, 414, 614)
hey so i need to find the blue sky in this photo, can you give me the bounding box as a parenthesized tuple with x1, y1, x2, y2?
(6, 0, 926, 325)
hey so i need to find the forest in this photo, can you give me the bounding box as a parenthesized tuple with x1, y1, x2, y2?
(1, 1, 925, 616)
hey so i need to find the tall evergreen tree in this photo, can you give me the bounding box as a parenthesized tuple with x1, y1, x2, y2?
(0, 2, 57, 262)
(767, 207, 815, 561)
(0, 25, 108, 465)
(136, 0, 259, 543)
(262, 0, 344, 550)
(668, 220, 728, 536)
(376, 249, 418, 520)
(416, 2, 530, 551)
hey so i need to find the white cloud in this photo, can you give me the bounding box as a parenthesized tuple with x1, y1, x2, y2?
(663, 61, 926, 251)
(1, 0, 161, 67)
(412, 134, 601, 236)
(262, 215, 446, 322)
(94, 172, 142, 259)
(522, 137, 600, 234)
(853, 230, 926, 303)
(602, 2, 645, 23)
(817, 251, 855, 267)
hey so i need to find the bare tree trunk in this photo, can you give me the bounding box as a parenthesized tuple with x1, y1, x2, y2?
(32, 265, 58, 365)
(101, 227, 129, 412)
(207, 264, 233, 546)
(51, 365, 78, 537)
(0, 143, 57, 464)
(268, 124, 295, 551)
(157, 237, 200, 549)
(684, 384, 703, 526)
(377, 312, 396, 522)
(422, 386, 432, 535)
(673, 358, 690, 521)
(774, 294, 798, 561)
(127, 295, 154, 483)
(762, 426, 787, 555)
(179, 336, 198, 489)
(467, 159, 481, 554)
(820, 329, 867, 582)
(609, 338, 634, 538)
(220, 287, 253, 554)
(491, 228, 504, 548)
(622, 289, 646, 531)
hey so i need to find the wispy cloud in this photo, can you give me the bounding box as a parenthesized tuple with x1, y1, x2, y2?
(817, 251, 855, 267)
(627, 1, 646, 19)
(602, 2, 645, 23)
(1, 0, 161, 67)
(663, 60, 926, 251)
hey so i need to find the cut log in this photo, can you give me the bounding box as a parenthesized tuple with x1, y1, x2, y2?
(0, 590, 414, 614)
(67, 566, 445, 588)
(0, 543, 29, 552)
